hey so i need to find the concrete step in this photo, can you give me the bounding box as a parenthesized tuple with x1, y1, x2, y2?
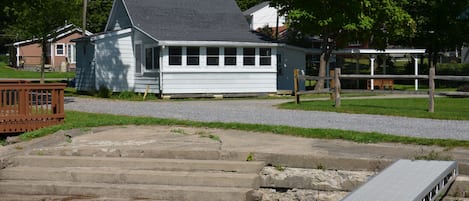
(0, 166, 260, 188)
(0, 180, 253, 201)
(11, 155, 264, 173)
(31, 147, 236, 160)
(0, 194, 145, 201)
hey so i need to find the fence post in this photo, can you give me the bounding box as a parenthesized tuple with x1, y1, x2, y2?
(429, 67, 435, 113)
(334, 67, 341, 107)
(330, 69, 335, 100)
(294, 69, 300, 104)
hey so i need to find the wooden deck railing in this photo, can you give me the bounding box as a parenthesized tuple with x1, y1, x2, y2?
(0, 82, 66, 134)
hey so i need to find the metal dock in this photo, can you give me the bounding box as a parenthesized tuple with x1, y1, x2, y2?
(341, 159, 458, 201)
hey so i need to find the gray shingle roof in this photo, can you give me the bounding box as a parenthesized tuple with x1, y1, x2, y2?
(123, 0, 268, 43)
(243, 1, 270, 15)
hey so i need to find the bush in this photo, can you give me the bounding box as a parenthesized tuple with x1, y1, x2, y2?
(0, 55, 8, 64)
(97, 85, 112, 98)
(437, 63, 469, 75)
(457, 84, 469, 92)
(118, 90, 136, 99)
(436, 63, 469, 88)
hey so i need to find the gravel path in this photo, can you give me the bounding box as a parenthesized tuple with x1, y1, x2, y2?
(64, 97, 469, 140)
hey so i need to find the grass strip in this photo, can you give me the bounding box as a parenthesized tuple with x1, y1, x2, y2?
(279, 97, 469, 120)
(0, 64, 75, 79)
(19, 110, 469, 149)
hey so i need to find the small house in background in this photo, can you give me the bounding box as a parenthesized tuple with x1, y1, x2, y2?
(74, 0, 279, 96)
(243, 1, 288, 40)
(243, 1, 285, 32)
(8, 24, 92, 72)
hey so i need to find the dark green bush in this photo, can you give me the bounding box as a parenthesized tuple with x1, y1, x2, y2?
(0, 55, 8, 64)
(457, 84, 469, 92)
(118, 90, 136, 99)
(437, 63, 469, 75)
(97, 85, 112, 98)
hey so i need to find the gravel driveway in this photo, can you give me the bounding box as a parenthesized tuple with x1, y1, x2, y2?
(64, 97, 469, 140)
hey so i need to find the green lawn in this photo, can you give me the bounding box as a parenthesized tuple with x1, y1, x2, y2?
(17, 110, 469, 149)
(0, 62, 75, 79)
(279, 97, 469, 120)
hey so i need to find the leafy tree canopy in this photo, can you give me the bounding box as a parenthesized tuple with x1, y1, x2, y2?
(404, 0, 468, 65)
(4, 0, 82, 82)
(87, 0, 114, 33)
(236, 0, 265, 11)
(269, 0, 416, 89)
(4, 0, 81, 40)
(270, 0, 415, 50)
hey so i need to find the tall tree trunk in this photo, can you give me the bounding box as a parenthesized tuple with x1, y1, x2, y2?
(314, 52, 327, 90)
(40, 38, 46, 84)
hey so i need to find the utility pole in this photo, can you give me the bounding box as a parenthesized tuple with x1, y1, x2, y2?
(82, 0, 87, 36)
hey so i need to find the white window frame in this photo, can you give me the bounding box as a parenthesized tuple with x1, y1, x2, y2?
(168, 46, 183, 66)
(206, 47, 220, 66)
(259, 48, 272, 66)
(56, 43, 65, 56)
(243, 48, 256, 66)
(144, 45, 160, 72)
(224, 47, 237, 66)
(67, 44, 76, 63)
(186, 47, 200, 66)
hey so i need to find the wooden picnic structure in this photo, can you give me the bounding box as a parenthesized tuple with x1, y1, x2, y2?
(293, 67, 469, 112)
(0, 81, 66, 134)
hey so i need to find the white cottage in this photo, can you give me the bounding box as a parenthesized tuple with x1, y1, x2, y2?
(243, 1, 286, 31)
(74, 0, 279, 96)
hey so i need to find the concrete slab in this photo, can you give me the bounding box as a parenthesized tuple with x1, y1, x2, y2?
(22, 125, 469, 174)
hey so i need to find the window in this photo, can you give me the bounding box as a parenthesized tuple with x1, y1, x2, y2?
(169, 47, 182, 65)
(56, 44, 65, 56)
(144, 47, 160, 71)
(260, 48, 271, 65)
(187, 47, 200, 65)
(67, 44, 76, 63)
(135, 44, 142, 74)
(224, 48, 237, 65)
(243, 48, 255, 65)
(206, 47, 219, 65)
(145, 48, 153, 70)
(153, 47, 160, 69)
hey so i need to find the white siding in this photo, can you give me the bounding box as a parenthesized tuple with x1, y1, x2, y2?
(94, 31, 135, 92)
(249, 6, 285, 30)
(160, 46, 277, 94)
(134, 76, 160, 93)
(162, 72, 276, 94)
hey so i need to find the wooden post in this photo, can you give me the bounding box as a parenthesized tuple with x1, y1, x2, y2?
(294, 69, 300, 104)
(429, 67, 435, 113)
(334, 67, 341, 107)
(329, 69, 335, 100)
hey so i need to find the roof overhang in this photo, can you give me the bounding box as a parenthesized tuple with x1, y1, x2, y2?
(158, 40, 278, 47)
(278, 44, 322, 54)
(71, 28, 132, 43)
(12, 25, 93, 46)
(336, 48, 426, 55)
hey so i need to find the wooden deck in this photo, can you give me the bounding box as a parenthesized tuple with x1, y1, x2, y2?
(0, 81, 65, 134)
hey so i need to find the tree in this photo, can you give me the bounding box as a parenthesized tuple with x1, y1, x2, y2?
(87, 0, 114, 33)
(4, 0, 81, 83)
(0, 0, 15, 54)
(404, 0, 469, 68)
(270, 0, 416, 90)
(236, 0, 265, 11)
